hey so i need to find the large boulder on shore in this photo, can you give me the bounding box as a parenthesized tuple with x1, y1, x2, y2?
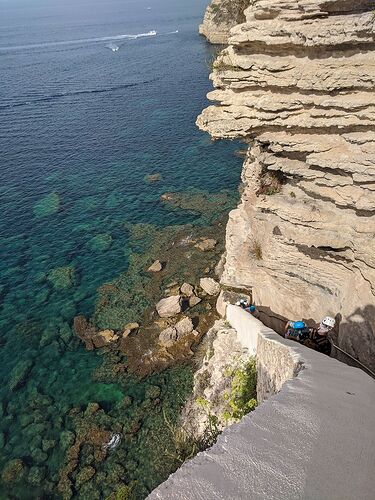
(147, 260, 163, 272)
(195, 238, 217, 252)
(180, 282, 194, 297)
(158, 316, 195, 347)
(156, 295, 182, 318)
(159, 327, 178, 348)
(175, 316, 194, 337)
(200, 277, 220, 296)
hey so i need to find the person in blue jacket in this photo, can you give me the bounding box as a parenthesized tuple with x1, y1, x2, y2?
(284, 320, 311, 342)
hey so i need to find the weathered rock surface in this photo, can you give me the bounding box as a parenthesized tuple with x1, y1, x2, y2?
(180, 283, 195, 297)
(200, 277, 221, 296)
(155, 295, 182, 318)
(197, 0, 375, 370)
(199, 0, 250, 44)
(189, 295, 202, 308)
(122, 322, 139, 338)
(73, 316, 119, 349)
(147, 260, 163, 272)
(92, 329, 119, 349)
(180, 320, 249, 438)
(159, 327, 178, 348)
(194, 238, 217, 252)
(158, 317, 196, 347)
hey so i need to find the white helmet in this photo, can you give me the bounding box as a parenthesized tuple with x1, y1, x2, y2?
(322, 316, 335, 328)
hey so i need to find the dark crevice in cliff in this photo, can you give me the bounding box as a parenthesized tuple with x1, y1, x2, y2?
(239, 124, 375, 137)
(308, 165, 353, 177)
(298, 185, 375, 216)
(284, 271, 334, 294)
(295, 244, 354, 263)
(216, 83, 375, 96)
(321, 0, 375, 14)
(234, 43, 375, 60)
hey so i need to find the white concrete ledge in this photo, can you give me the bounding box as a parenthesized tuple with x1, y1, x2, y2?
(148, 308, 375, 500)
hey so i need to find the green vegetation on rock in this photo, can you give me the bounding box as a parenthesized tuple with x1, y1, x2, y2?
(9, 360, 34, 392)
(1, 459, 25, 483)
(47, 266, 77, 290)
(223, 358, 257, 421)
(87, 233, 113, 253)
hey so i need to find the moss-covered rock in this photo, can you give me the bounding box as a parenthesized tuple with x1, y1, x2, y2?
(60, 430, 75, 451)
(1, 459, 25, 483)
(9, 359, 34, 391)
(47, 266, 77, 290)
(145, 385, 161, 400)
(28, 466, 45, 486)
(87, 233, 113, 253)
(42, 439, 56, 452)
(75, 466, 96, 488)
(144, 173, 162, 183)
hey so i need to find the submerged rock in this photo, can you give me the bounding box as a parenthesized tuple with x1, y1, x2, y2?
(144, 173, 162, 183)
(60, 430, 75, 451)
(1, 458, 25, 483)
(75, 466, 96, 488)
(33, 192, 60, 218)
(87, 233, 113, 253)
(47, 266, 77, 290)
(156, 295, 182, 318)
(200, 277, 220, 296)
(145, 385, 161, 399)
(9, 359, 34, 391)
(28, 466, 45, 486)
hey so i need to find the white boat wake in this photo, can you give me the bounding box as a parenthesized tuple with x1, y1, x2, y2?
(0, 30, 166, 52)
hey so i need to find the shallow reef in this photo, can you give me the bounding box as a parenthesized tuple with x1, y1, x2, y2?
(0, 189, 240, 499)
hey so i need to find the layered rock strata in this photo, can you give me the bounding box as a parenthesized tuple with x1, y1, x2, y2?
(199, 0, 250, 44)
(197, 0, 375, 370)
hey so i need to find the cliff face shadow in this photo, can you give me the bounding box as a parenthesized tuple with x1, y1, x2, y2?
(256, 303, 375, 376)
(332, 304, 375, 375)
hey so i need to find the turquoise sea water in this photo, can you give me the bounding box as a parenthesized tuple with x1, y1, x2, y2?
(0, 0, 242, 496)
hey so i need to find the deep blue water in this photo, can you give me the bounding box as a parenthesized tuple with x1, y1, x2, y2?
(0, 0, 242, 496)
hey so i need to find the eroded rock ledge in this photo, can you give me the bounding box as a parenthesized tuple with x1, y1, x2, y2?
(197, 0, 375, 370)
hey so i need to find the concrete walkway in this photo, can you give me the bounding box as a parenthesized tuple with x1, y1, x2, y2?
(148, 308, 375, 500)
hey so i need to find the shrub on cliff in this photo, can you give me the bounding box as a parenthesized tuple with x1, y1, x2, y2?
(223, 358, 257, 420)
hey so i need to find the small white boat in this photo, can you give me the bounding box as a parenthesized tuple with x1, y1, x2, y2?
(106, 42, 119, 52)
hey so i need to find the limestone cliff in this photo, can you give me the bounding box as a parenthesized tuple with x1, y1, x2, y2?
(199, 0, 250, 44)
(197, 0, 375, 371)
